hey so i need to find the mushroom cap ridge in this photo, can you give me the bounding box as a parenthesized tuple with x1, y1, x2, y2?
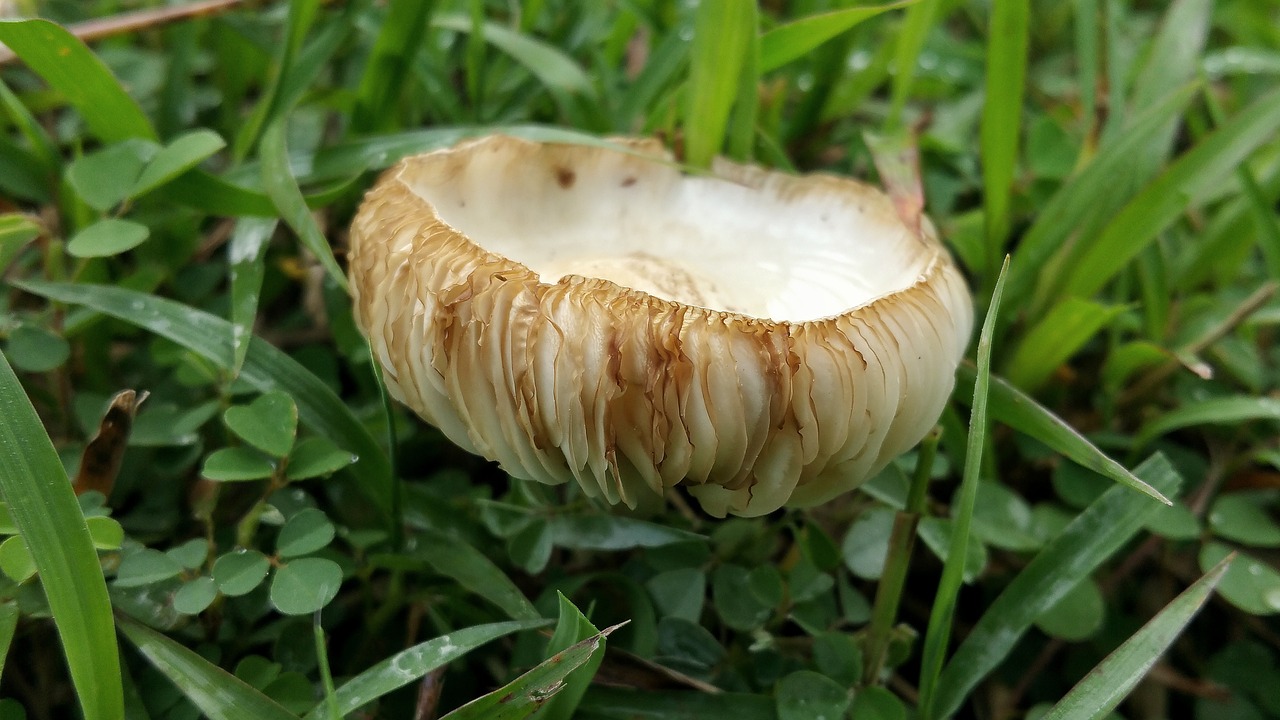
(349, 134, 973, 517)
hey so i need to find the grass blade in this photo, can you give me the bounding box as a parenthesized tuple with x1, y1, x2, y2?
(1004, 298, 1126, 391)
(0, 19, 157, 143)
(0, 351, 123, 720)
(577, 688, 777, 719)
(118, 616, 299, 720)
(434, 15, 595, 97)
(931, 454, 1183, 718)
(886, 0, 941, 128)
(684, 0, 755, 169)
(406, 529, 541, 620)
(1040, 554, 1231, 720)
(758, 2, 914, 73)
(917, 257, 1008, 718)
(353, 0, 436, 132)
(979, 0, 1029, 283)
(233, 0, 322, 159)
(1135, 396, 1280, 448)
(260, 117, 349, 292)
(301, 619, 547, 720)
(1060, 84, 1280, 302)
(13, 280, 395, 527)
(532, 594, 604, 720)
(0, 601, 16, 678)
(955, 365, 1170, 504)
(441, 624, 618, 720)
(229, 218, 277, 377)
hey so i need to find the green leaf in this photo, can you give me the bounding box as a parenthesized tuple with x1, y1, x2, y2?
(0, 213, 41, 249)
(0, 601, 18, 678)
(532, 594, 604, 720)
(577, 688, 778, 720)
(409, 529, 541, 621)
(684, 0, 756, 169)
(1209, 492, 1280, 548)
(1200, 543, 1280, 616)
(1034, 577, 1105, 641)
(0, 536, 34, 583)
(202, 447, 276, 482)
(213, 550, 271, 597)
(1061, 84, 1280, 301)
(5, 324, 70, 372)
(118, 616, 299, 720)
(1040, 555, 1230, 720)
(775, 670, 850, 720)
(228, 218, 276, 378)
(918, 518, 988, 584)
(547, 515, 703, 551)
(1136, 396, 1280, 447)
(14, 281, 395, 526)
(353, 0, 435, 132)
(173, 577, 219, 616)
(979, 0, 1029, 278)
(433, 15, 594, 96)
(849, 686, 906, 720)
(276, 508, 335, 558)
(285, 437, 356, 481)
(66, 219, 150, 259)
(86, 515, 124, 550)
(713, 564, 772, 631)
(0, 349, 123, 720)
(919, 258, 1008, 718)
(931, 454, 1183, 718)
(646, 568, 706, 622)
(969, 481, 1041, 552)
(65, 140, 158, 211)
(115, 548, 184, 588)
(260, 117, 349, 292)
(440, 624, 617, 720)
(224, 392, 298, 458)
(167, 539, 210, 570)
(955, 366, 1171, 505)
(841, 506, 895, 579)
(0, 19, 157, 143)
(270, 557, 342, 615)
(759, 2, 913, 73)
(1005, 299, 1127, 391)
(301, 619, 548, 720)
(132, 129, 227, 197)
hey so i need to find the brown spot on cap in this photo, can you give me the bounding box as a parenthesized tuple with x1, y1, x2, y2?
(554, 166, 575, 189)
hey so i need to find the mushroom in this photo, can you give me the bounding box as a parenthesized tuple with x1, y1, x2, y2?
(349, 135, 972, 517)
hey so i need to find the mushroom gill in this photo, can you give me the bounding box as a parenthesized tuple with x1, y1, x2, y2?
(349, 134, 973, 517)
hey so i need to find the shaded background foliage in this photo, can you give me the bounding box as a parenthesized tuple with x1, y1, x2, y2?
(0, 0, 1278, 719)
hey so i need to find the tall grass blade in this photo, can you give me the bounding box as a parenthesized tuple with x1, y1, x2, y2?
(233, 0, 322, 159)
(1040, 555, 1231, 720)
(1072, 0, 1098, 145)
(684, 0, 755, 169)
(13, 281, 396, 527)
(887, 0, 941, 129)
(0, 351, 123, 720)
(1004, 298, 1126, 391)
(354, 0, 436, 132)
(0, 601, 16, 679)
(0, 19, 156, 143)
(1060, 84, 1280, 302)
(917, 257, 1008, 718)
(1135, 396, 1280, 448)
(979, 1, 1029, 283)
(118, 616, 299, 720)
(229, 218, 277, 377)
(932, 454, 1183, 717)
(434, 15, 595, 97)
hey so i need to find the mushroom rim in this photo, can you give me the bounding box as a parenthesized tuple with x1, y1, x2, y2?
(370, 133, 960, 332)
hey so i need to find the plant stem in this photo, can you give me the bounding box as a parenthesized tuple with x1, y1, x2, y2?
(862, 427, 940, 686)
(313, 613, 340, 720)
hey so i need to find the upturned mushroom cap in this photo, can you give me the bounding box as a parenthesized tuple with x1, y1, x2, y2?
(349, 135, 972, 517)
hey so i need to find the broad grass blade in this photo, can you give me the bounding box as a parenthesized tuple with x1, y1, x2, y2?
(0, 601, 16, 678)
(354, 0, 436, 132)
(229, 218, 277, 377)
(887, 0, 942, 128)
(406, 529, 541, 620)
(759, 2, 914, 73)
(684, 0, 755, 169)
(979, 0, 1029, 281)
(931, 454, 1183, 718)
(301, 619, 548, 720)
(0, 351, 123, 720)
(917, 257, 1008, 718)
(1040, 555, 1231, 720)
(1061, 84, 1280, 302)
(1004, 298, 1125, 391)
(955, 365, 1170, 504)
(441, 624, 619, 720)
(1136, 396, 1280, 448)
(434, 15, 595, 97)
(14, 281, 396, 527)
(118, 616, 299, 720)
(0, 19, 156, 143)
(532, 594, 605, 720)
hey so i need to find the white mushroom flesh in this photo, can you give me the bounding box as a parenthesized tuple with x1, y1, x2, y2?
(349, 135, 973, 517)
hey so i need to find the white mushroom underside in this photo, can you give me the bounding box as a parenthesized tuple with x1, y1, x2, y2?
(349, 136, 974, 517)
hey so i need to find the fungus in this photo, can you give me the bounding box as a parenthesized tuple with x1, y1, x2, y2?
(349, 135, 972, 517)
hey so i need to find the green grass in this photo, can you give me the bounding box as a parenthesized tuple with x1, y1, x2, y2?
(0, 1, 1278, 718)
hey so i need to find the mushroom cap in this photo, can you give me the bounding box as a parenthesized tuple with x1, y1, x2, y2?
(349, 135, 972, 517)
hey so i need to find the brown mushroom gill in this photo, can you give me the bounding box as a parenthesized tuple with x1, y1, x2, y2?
(349, 135, 973, 517)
